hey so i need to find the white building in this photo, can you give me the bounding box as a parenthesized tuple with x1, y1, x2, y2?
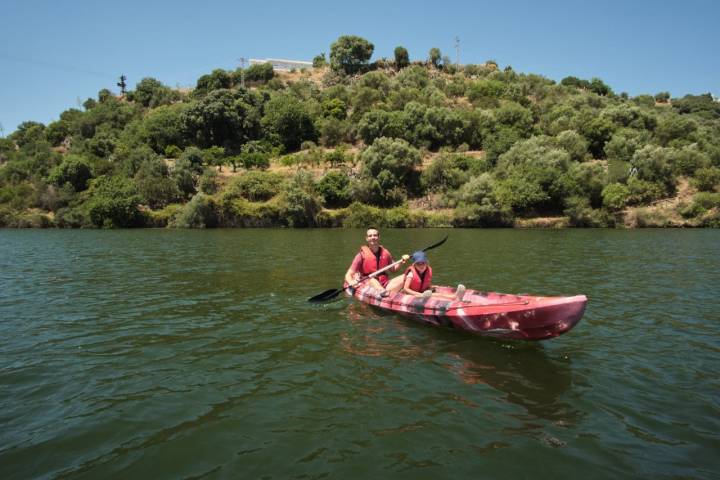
(249, 58, 313, 72)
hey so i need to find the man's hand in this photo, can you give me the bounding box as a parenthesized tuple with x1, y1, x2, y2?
(401, 254, 410, 262)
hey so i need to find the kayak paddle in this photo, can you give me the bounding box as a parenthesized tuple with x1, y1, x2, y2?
(307, 235, 448, 303)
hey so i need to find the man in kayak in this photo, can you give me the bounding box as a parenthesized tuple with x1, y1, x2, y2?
(344, 228, 409, 296)
(390, 251, 466, 301)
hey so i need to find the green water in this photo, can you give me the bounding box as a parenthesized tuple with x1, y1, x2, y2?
(1, 229, 718, 479)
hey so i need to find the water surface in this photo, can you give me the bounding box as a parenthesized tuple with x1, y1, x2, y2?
(1, 229, 718, 479)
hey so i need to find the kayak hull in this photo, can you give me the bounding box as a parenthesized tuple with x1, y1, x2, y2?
(347, 285, 586, 341)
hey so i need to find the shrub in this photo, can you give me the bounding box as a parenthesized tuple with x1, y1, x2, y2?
(330, 35, 374, 75)
(342, 202, 385, 227)
(421, 153, 469, 192)
(165, 145, 182, 158)
(47, 154, 93, 191)
(692, 166, 720, 192)
(244, 63, 275, 83)
(626, 177, 666, 205)
(317, 171, 351, 207)
(692, 192, 720, 210)
(239, 152, 270, 170)
(86, 176, 144, 228)
(226, 171, 283, 201)
(172, 193, 217, 228)
(394, 46, 409, 69)
(555, 130, 588, 162)
(199, 169, 219, 194)
(601, 183, 630, 210)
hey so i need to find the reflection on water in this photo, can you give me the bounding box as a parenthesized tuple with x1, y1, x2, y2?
(340, 302, 582, 433)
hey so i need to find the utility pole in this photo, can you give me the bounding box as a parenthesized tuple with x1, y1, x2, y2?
(117, 74, 127, 95)
(238, 57, 247, 88)
(454, 36, 460, 68)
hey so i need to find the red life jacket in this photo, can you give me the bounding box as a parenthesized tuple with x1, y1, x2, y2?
(359, 245, 392, 285)
(405, 265, 433, 292)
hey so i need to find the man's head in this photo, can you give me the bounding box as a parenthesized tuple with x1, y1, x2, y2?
(365, 228, 380, 249)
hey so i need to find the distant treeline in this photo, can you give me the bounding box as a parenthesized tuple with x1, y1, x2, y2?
(1, 35, 719, 228)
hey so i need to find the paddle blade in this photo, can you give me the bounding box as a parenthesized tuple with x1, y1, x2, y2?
(307, 288, 343, 303)
(422, 235, 448, 252)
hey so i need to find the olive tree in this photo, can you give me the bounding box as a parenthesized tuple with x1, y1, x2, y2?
(330, 35, 374, 75)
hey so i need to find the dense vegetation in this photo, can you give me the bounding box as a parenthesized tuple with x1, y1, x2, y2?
(1, 35, 719, 228)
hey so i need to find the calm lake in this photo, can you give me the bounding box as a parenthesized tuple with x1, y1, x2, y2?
(1, 229, 718, 479)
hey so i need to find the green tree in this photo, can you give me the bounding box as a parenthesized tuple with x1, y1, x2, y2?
(555, 130, 588, 162)
(421, 153, 469, 192)
(86, 176, 144, 227)
(330, 35, 374, 75)
(494, 135, 571, 213)
(9, 122, 46, 147)
(429, 48, 441, 68)
(394, 46, 409, 69)
(139, 103, 190, 153)
(589, 77, 612, 96)
(262, 93, 317, 151)
(601, 183, 630, 210)
(134, 158, 182, 209)
(182, 89, 260, 149)
(357, 137, 421, 206)
(195, 69, 233, 95)
(317, 170, 351, 207)
(47, 154, 93, 192)
(313, 53, 327, 68)
(202, 146, 226, 172)
(244, 63, 275, 83)
(129, 77, 180, 108)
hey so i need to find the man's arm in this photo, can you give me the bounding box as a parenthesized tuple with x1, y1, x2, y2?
(344, 253, 363, 285)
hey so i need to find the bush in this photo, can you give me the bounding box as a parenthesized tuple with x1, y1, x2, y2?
(47, 154, 93, 192)
(555, 130, 588, 162)
(198, 169, 219, 194)
(627, 177, 666, 205)
(342, 202, 385, 227)
(239, 152, 270, 170)
(330, 35, 374, 75)
(313, 53, 327, 68)
(172, 193, 217, 228)
(693, 166, 720, 192)
(86, 176, 144, 228)
(421, 153, 469, 192)
(601, 183, 630, 211)
(165, 145, 182, 158)
(244, 63, 275, 83)
(394, 46, 409, 69)
(134, 158, 182, 209)
(226, 171, 283, 201)
(317, 171, 351, 207)
(692, 192, 720, 210)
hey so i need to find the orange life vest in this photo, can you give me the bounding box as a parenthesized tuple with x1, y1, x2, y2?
(405, 264, 433, 292)
(359, 245, 392, 285)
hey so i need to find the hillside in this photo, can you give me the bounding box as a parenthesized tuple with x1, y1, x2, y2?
(1, 35, 719, 228)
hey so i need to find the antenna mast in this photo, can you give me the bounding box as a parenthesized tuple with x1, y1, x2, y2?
(454, 36, 460, 68)
(238, 57, 247, 88)
(117, 74, 127, 94)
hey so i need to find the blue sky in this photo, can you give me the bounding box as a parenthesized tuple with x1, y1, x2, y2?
(1, 0, 718, 134)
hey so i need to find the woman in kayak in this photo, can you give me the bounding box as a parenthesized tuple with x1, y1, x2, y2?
(394, 251, 466, 301)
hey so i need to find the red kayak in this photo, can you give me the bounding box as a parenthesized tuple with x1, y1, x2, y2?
(347, 284, 587, 341)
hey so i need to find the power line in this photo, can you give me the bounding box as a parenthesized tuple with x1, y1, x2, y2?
(0, 51, 115, 79)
